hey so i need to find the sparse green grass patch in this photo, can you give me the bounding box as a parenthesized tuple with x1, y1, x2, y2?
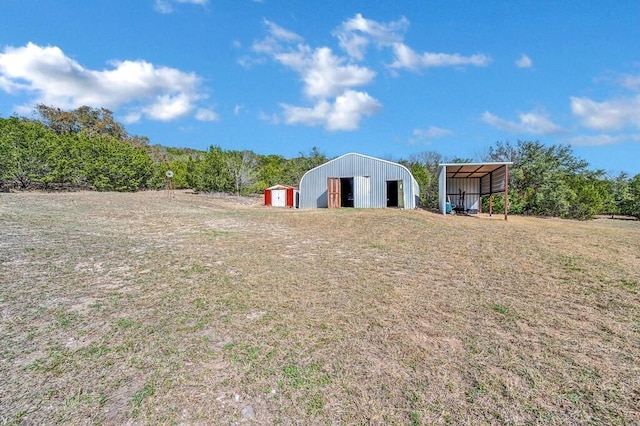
(489, 302, 510, 315)
(619, 278, 638, 293)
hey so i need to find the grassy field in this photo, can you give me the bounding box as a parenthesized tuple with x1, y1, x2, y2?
(1, 191, 638, 425)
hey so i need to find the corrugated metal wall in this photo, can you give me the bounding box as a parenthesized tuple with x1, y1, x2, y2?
(446, 178, 480, 211)
(299, 153, 419, 209)
(438, 166, 447, 214)
(480, 166, 507, 195)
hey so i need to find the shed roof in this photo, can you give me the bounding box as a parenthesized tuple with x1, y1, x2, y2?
(266, 184, 298, 190)
(307, 152, 414, 173)
(438, 162, 513, 179)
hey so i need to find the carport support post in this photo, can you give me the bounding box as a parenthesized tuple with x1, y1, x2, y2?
(504, 165, 509, 221)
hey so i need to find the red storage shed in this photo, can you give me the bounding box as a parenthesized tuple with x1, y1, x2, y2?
(264, 185, 298, 208)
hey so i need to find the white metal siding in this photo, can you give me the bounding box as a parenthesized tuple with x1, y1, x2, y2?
(480, 166, 507, 195)
(446, 178, 480, 211)
(299, 153, 418, 209)
(354, 176, 371, 208)
(438, 166, 447, 214)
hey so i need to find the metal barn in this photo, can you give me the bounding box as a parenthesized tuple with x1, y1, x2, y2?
(264, 185, 298, 208)
(437, 162, 513, 219)
(298, 153, 420, 209)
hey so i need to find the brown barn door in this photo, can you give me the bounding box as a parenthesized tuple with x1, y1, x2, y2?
(328, 177, 341, 208)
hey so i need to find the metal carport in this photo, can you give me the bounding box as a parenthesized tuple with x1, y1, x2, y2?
(438, 162, 513, 220)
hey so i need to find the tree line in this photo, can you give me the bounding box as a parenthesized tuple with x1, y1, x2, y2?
(0, 105, 327, 194)
(1, 105, 639, 219)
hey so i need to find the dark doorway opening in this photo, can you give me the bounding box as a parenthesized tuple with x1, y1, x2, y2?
(387, 180, 398, 207)
(340, 178, 354, 208)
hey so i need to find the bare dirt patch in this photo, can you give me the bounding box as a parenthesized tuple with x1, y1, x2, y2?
(1, 191, 639, 424)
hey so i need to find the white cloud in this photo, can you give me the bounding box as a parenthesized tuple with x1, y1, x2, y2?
(332, 13, 489, 75)
(154, 0, 208, 14)
(255, 21, 376, 99)
(270, 46, 310, 71)
(122, 111, 143, 125)
(0, 74, 30, 93)
(281, 100, 330, 127)
(195, 108, 218, 121)
(252, 20, 381, 131)
(250, 15, 492, 130)
(143, 93, 194, 121)
(237, 55, 265, 69)
(282, 90, 381, 131)
(253, 20, 304, 55)
(516, 54, 532, 68)
(258, 111, 280, 124)
(265, 44, 376, 98)
(264, 20, 303, 43)
(333, 13, 409, 60)
(390, 43, 491, 71)
(620, 74, 640, 90)
(411, 126, 453, 144)
(568, 133, 640, 146)
(481, 110, 562, 134)
(300, 47, 376, 98)
(571, 95, 640, 131)
(154, 1, 173, 13)
(327, 90, 382, 131)
(0, 42, 210, 122)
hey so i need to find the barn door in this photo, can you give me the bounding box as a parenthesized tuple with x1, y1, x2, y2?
(327, 177, 340, 208)
(272, 190, 286, 207)
(286, 188, 294, 207)
(354, 176, 370, 208)
(398, 180, 405, 208)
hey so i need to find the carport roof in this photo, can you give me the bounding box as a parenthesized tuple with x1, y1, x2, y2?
(438, 162, 513, 179)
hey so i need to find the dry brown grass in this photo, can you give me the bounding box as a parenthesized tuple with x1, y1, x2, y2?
(1, 191, 638, 425)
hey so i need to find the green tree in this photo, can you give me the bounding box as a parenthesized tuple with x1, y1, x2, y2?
(567, 171, 612, 220)
(484, 140, 520, 163)
(47, 132, 87, 189)
(0, 117, 60, 190)
(35, 104, 129, 140)
(257, 154, 287, 188)
(186, 156, 205, 190)
(281, 147, 328, 184)
(78, 134, 154, 191)
(626, 174, 640, 218)
(0, 117, 19, 189)
(403, 151, 442, 208)
(146, 145, 198, 190)
(226, 150, 259, 195)
(487, 140, 599, 218)
(186, 145, 230, 192)
(606, 172, 632, 217)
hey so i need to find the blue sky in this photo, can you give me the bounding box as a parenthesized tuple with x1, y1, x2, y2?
(1, 1, 639, 175)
